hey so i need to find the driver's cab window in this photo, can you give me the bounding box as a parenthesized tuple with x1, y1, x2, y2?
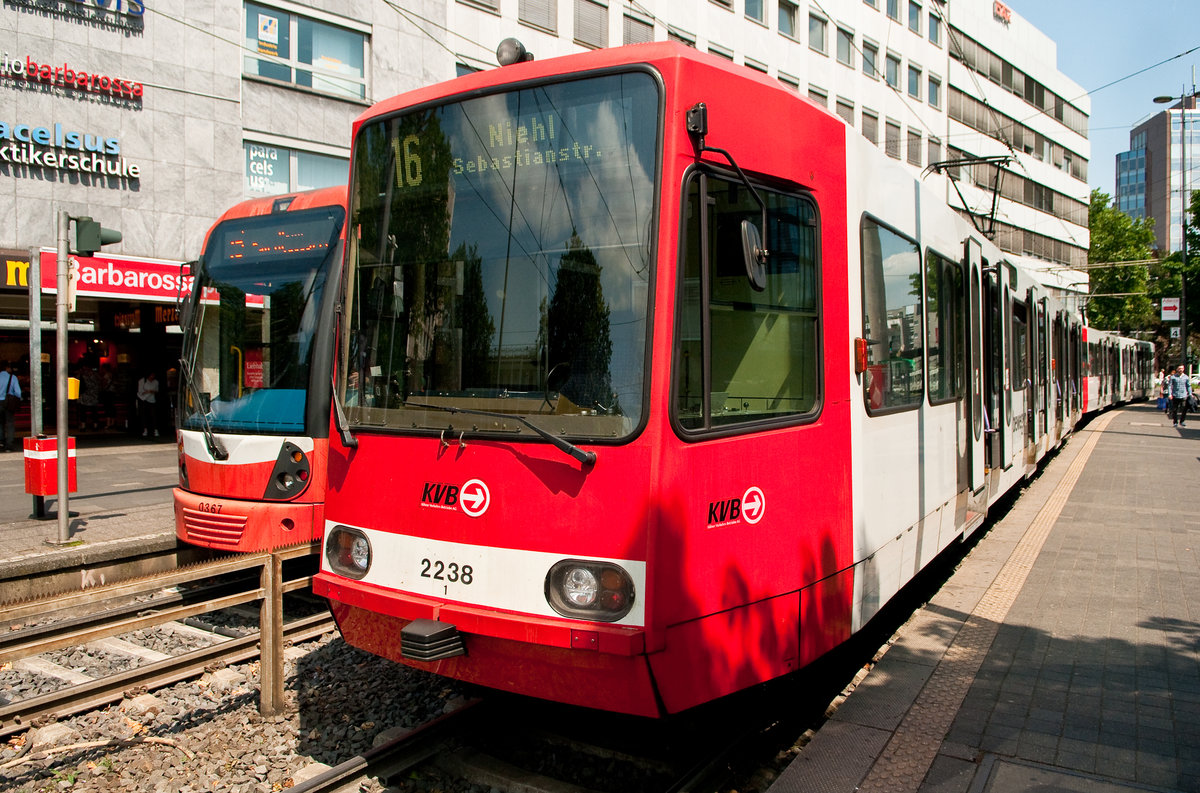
(674, 171, 820, 431)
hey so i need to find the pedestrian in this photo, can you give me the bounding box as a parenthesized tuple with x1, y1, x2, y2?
(0, 360, 21, 452)
(1167, 365, 1191, 427)
(99, 364, 117, 428)
(78, 364, 101, 430)
(136, 370, 159, 437)
(1157, 369, 1168, 411)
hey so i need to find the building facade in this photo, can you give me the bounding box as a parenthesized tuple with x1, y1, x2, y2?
(0, 0, 1090, 431)
(1117, 95, 1200, 254)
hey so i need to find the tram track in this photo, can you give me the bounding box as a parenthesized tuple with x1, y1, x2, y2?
(0, 544, 329, 739)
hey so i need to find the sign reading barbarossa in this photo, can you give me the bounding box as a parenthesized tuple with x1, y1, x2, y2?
(2, 54, 144, 100)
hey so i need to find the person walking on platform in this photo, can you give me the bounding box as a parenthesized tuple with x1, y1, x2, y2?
(0, 361, 21, 452)
(1168, 365, 1192, 427)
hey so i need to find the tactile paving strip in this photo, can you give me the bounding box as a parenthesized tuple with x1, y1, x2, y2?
(855, 412, 1118, 793)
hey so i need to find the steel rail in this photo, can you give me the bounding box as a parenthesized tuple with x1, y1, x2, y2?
(0, 612, 334, 740)
(288, 699, 488, 793)
(0, 542, 321, 722)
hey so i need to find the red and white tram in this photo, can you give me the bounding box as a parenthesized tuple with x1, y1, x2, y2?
(175, 186, 347, 552)
(313, 44, 1150, 716)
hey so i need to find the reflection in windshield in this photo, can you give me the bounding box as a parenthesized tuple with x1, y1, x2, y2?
(343, 72, 657, 441)
(180, 205, 345, 434)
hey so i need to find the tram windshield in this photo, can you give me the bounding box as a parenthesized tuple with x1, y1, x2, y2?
(180, 204, 345, 434)
(342, 72, 657, 441)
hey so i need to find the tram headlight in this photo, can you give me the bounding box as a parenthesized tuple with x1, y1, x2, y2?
(325, 526, 371, 580)
(545, 560, 634, 622)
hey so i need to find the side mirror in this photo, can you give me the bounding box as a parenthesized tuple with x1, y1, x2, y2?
(740, 219, 767, 292)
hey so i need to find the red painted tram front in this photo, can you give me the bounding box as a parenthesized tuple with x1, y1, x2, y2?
(174, 186, 347, 553)
(314, 44, 855, 717)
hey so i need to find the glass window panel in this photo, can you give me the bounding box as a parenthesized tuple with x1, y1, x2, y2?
(837, 28, 853, 65)
(809, 14, 826, 53)
(181, 204, 345, 434)
(885, 54, 900, 88)
(344, 73, 656, 439)
(245, 142, 290, 195)
(779, 1, 797, 38)
(861, 218, 923, 411)
(296, 150, 348, 191)
(675, 173, 820, 430)
(245, 3, 291, 82)
(925, 252, 963, 402)
(862, 41, 878, 77)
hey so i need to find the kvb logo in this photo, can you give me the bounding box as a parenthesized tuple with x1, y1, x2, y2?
(707, 486, 765, 528)
(421, 478, 491, 517)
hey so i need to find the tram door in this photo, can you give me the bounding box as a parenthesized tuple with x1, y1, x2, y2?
(981, 264, 1010, 469)
(965, 238, 985, 494)
(1024, 288, 1041, 459)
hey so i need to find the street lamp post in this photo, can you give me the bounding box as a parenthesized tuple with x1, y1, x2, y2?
(1155, 90, 1191, 372)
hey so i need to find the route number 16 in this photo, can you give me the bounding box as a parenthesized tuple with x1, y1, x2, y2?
(392, 134, 423, 188)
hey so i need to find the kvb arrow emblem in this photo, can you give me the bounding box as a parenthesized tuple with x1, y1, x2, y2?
(741, 486, 765, 524)
(459, 479, 491, 517)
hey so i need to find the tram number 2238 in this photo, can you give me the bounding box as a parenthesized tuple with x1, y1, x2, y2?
(420, 558, 474, 589)
(391, 135, 424, 189)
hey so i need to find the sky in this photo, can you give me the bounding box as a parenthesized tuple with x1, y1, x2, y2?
(1005, 0, 1200, 200)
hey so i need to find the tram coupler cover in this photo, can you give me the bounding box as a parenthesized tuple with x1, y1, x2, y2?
(401, 619, 466, 661)
(23, 436, 77, 496)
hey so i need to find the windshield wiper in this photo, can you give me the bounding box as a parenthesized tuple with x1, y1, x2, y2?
(331, 375, 359, 448)
(406, 401, 596, 467)
(179, 358, 228, 461)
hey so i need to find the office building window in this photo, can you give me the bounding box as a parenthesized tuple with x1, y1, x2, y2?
(862, 110, 879, 145)
(244, 2, 367, 100)
(837, 27, 854, 66)
(779, 72, 800, 91)
(519, 0, 556, 31)
(908, 65, 922, 99)
(862, 40, 878, 78)
(244, 141, 347, 195)
(809, 86, 828, 107)
(887, 0, 900, 22)
(908, 0, 921, 34)
(623, 13, 653, 43)
(885, 53, 900, 88)
(745, 58, 768, 73)
(929, 13, 941, 46)
(779, 1, 797, 38)
(928, 75, 941, 108)
(927, 136, 941, 166)
(836, 97, 855, 126)
(885, 119, 901, 159)
(907, 128, 922, 166)
(668, 27, 696, 46)
(745, 0, 764, 23)
(709, 44, 734, 60)
(809, 13, 827, 53)
(575, 0, 608, 48)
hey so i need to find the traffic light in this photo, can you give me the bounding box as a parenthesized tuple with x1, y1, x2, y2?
(73, 216, 122, 256)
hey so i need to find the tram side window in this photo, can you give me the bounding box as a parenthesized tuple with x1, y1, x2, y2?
(925, 250, 964, 403)
(674, 173, 820, 431)
(861, 217, 923, 412)
(1011, 300, 1027, 385)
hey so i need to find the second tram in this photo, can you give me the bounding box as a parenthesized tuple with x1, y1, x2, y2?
(175, 185, 347, 552)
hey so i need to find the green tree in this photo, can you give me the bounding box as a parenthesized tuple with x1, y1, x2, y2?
(1087, 189, 1155, 332)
